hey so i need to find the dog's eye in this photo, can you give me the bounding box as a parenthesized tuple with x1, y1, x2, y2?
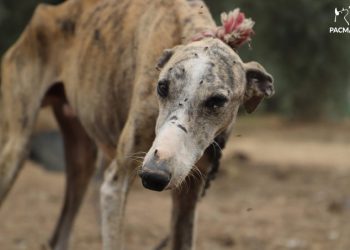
(157, 79, 169, 98)
(204, 95, 228, 109)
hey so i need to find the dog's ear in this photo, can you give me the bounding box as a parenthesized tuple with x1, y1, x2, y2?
(243, 61, 274, 113)
(156, 49, 174, 70)
(156, 46, 183, 70)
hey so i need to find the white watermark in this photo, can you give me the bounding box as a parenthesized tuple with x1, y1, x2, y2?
(329, 27, 350, 33)
(329, 6, 350, 33)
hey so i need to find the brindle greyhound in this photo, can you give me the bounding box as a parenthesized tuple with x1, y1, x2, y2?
(0, 0, 274, 249)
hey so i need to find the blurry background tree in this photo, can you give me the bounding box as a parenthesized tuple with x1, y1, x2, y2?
(1, 0, 349, 120)
(206, 0, 350, 120)
(0, 0, 62, 55)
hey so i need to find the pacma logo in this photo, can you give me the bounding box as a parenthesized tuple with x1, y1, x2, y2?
(330, 6, 350, 33)
(334, 7, 349, 25)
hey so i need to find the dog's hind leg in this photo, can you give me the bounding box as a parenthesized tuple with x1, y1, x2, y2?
(48, 87, 97, 250)
(0, 91, 37, 205)
(0, 2, 76, 206)
(0, 88, 42, 205)
(0, 41, 49, 205)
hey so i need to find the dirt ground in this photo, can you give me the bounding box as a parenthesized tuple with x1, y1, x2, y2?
(1, 116, 350, 250)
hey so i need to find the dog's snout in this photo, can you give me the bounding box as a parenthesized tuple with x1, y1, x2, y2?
(140, 156, 171, 191)
(140, 170, 171, 191)
(154, 149, 159, 158)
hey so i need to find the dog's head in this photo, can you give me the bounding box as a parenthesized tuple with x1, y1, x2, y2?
(139, 38, 274, 191)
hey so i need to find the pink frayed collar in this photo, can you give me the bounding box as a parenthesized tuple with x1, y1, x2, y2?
(191, 8, 255, 49)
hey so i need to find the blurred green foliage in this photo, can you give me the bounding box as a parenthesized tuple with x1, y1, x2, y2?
(0, 0, 349, 120)
(206, 0, 350, 120)
(0, 0, 62, 55)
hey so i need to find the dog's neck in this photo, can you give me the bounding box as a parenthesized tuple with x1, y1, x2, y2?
(174, 0, 216, 44)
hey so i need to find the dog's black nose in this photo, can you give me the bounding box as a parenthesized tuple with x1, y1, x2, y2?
(140, 170, 171, 191)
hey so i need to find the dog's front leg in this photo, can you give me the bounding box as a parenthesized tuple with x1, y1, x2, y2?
(165, 151, 216, 250)
(169, 176, 204, 250)
(100, 117, 148, 250)
(100, 159, 133, 250)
